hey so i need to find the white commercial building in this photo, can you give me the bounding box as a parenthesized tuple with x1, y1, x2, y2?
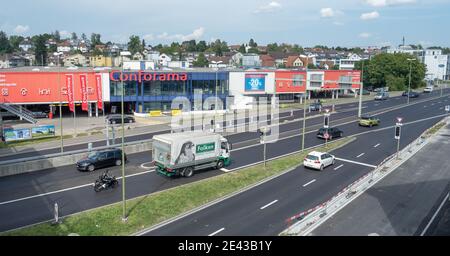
(339, 54, 362, 70)
(422, 49, 449, 81)
(229, 71, 275, 109)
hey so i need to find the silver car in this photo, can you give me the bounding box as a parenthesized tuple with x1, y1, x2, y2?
(374, 92, 389, 100)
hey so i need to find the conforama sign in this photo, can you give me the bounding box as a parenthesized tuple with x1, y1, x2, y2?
(110, 71, 188, 82)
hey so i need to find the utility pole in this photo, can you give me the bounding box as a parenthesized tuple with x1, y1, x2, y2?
(358, 61, 364, 118)
(120, 51, 131, 222)
(407, 58, 415, 105)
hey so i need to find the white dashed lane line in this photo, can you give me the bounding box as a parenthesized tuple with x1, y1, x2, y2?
(374, 143, 381, 148)
(208, 228, 225, 236)
(334, 164, 344, 171)
(335, 157, 377, 168)
(302, 179, 316, 187)
(356, 153, 365, 158)
(260, 200, 279, 210)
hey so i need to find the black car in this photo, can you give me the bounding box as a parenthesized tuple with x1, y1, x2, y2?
(77, 148, 127, 172)
(317, 127, 343, 140)
(309, 102, 322, 111)
(402, 91, 419, 98)
(106, 114, 135, 124)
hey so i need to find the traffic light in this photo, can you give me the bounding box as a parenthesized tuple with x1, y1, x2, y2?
(395, 126, 401, 139)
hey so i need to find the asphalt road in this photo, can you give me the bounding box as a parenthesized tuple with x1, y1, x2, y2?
(0, 90, 449, 232)
(311, 123, 450, 236)
(0, 90, 444, 162)
(144, 104, 449, 236)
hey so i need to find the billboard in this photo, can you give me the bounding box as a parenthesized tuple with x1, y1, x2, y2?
(245, 74, 266, 92)
(0, 72, 102, 104)
(3, 128, 32, 142)
(31, 125, 56, 138)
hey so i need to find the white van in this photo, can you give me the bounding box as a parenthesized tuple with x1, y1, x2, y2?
(423, 86, 433, 93)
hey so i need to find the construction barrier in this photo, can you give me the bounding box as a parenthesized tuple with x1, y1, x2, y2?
(149, 110, 162, 117)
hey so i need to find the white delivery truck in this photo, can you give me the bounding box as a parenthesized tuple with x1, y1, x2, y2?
(152, 131, 232, 177)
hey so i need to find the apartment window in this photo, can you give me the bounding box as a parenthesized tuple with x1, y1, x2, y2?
(310, 74, 323, 87)
(292, 75, 304, 86)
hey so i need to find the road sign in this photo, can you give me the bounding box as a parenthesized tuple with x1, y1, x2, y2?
(324, 132, 330, 140)
(445, 105, 450, 112)
(396, 117, 403, 123)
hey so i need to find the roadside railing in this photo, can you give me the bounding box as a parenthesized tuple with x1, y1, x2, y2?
(281, 116, 449, 236)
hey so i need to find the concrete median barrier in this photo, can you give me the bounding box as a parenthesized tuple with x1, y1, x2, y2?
(0, 141, 153, 178)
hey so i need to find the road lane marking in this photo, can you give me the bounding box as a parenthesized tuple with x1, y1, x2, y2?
(260, 200, 278, 210)
(208, 228, 225, 236)
(0, 169, 155, 206)
(140, 162, 155, 169)
(356, 153, 365, 158)
(4, 111, 449, 208)
(420, 192, 449, 236)
(334, 164, 344, 171)
(302, 179, 316, 187)
(220, 168, 230, 172)
(335, 158, 377, 168)
(374, 143, 381, 148)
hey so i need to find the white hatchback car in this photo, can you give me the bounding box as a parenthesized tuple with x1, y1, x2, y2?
(303, 151, 335, 171)
(423, 86, 433, 93)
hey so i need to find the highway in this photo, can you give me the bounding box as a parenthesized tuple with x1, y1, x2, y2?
(0, 92, 438, 162)
(0, 90, 449, 233)
(144, 96, 450, 236)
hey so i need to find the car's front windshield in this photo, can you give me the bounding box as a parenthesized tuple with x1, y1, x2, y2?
(88, 152, 99, 159)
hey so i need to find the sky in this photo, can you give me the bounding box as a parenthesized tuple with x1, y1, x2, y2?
(1, 0, 449, 48)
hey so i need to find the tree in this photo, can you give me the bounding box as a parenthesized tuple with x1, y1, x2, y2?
(247, 47, 260, 54)
(81, 33, 87, 42)
(196, 40, 208, 52)
(354, 53, 426, 90)
(292, 44, 304, 54)
(267, 43, 279, 52)
(90, 33, 102, 47)
(0, 31, 12, 53)
(193, 53, 208, 67)
(71, 32, 78, 41)
(307, 63, 316, 69)
(249, 38, 257, 47)
(32, 35, 48, 66)
(127, 35, 143, 55)
(142, 39, 146, 48)
(9, 35, 24, 52)
(238, 44, 246, 54)
(53, 30, 61, 42)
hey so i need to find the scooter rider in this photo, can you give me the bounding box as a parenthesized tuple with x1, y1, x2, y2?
(100, 170, 113, 182)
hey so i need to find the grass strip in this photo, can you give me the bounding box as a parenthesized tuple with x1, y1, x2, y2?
(2, 137, 354, 236)
(425, 121, 446, 136)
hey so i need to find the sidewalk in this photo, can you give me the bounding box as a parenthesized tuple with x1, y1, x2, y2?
(311, 121, 450, 236)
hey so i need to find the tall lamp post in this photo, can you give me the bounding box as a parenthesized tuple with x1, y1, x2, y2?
(301, 77, 308, 151)
(358, 60, 364, 118)
(120, 51, 131, 222)
(407, 58, 415, 105)
(54, 52, 64, 153)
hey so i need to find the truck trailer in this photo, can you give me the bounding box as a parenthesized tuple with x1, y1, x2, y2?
(152, 131, 232, 177)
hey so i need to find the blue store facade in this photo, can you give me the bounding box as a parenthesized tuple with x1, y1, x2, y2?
(109, 71, 229, 113)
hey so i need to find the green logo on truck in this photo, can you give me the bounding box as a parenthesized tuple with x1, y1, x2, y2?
(196, 143, 215, 154)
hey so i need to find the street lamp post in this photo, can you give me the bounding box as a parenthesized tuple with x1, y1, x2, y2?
(54, 52, 64, 153)
(301, 91, 307, 151)
(120, 51, 131, 222)
(407, 58, 415, 105)
(358, 61, 364, 118)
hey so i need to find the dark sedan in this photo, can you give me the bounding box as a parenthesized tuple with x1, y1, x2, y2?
(106, 114, 135, 124)
(317, 127, 343, 140)
(77, 148, 127, 172)
(402, 91, 419, 98)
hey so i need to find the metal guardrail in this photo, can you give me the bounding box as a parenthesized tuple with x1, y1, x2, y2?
(0, 138, 154, 166)
(281, 117, 449, 236)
